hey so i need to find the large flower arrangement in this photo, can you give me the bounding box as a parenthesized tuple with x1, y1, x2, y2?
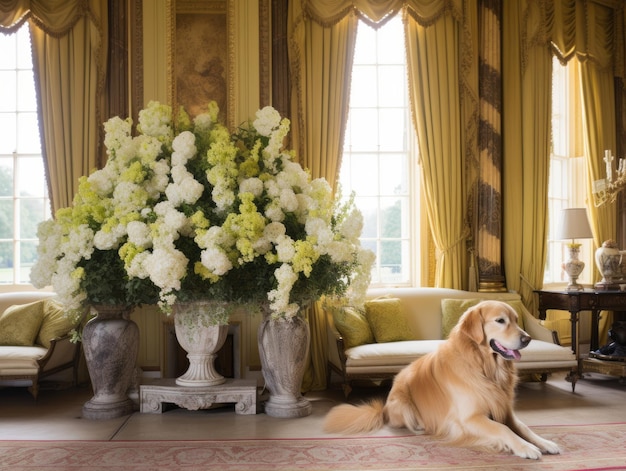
(31, 101, 374, 320)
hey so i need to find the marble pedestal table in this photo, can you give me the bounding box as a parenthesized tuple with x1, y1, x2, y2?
(140, 378, 258, 415)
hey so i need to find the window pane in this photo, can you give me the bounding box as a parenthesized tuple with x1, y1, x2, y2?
(17, 156, 46, 197)
(0, 72, 17, 111)
(0, 115, 17, 152)
(20, 240, 38, 283)
(0, 161, 13, 196)
(379, 154, 408, 194)
(17, 70, 37, 111)
(0, 241, 12, 281)
(378, 108, 406, 151)
(348, 154, 378, 196)
(381, 239, 401, 273)
(0, 34, 16, 69)
(20, 198, 45, 238)
(378, 65, 405, 107)
(377, 19, 404, 64)
(0, 200, 13, 238)
(16, 26, 32, 68)
(350, 65, 378, 107)
(17, 112, 41, 153)
(347, 109, 379, 151)
(356, 196, 379, 238)
(381, 196, 408, 238)
(354, 24, 377, 64)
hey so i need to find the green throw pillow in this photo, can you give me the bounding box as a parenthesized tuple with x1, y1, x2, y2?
(332, 306, 375, 349)
(365, 297, 413, 343)
(441, 298, 526, 339)
(0, 300, 45, 346)
(37, 298, 78, 348)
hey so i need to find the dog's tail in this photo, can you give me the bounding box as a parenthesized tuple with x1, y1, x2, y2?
(323, 399, 386, 435)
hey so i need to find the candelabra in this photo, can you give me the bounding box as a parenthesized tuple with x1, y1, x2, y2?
(593, 150, 626, 207)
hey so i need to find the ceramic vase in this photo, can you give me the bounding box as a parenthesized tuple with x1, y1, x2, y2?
(595, 240, 622, 287)
(257, 306, 312, 418)
(174, 301, 230, 387)
(82, 304, 138, 420)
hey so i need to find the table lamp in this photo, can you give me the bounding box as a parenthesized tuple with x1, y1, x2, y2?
(556, 208, 593, 291)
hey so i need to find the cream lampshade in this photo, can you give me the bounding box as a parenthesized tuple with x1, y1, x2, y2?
(556, 208, 593, 291)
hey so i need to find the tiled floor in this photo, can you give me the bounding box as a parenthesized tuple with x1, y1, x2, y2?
(1, 372, 625, 441)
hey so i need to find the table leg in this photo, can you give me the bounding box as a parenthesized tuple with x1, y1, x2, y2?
(570, 310, 579, 356)
(591, 310, 600, 352)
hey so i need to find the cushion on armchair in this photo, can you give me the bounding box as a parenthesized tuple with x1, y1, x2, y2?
(441, 298, 526, 338)
(0, 300, 45, 346)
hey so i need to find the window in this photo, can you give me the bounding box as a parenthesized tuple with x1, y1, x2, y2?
(0, 25, 50, 285)
(545, 57, 591, 286)
(339, 15, 419, 286)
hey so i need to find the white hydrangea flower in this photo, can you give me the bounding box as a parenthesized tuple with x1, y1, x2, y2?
(305, 218, 333, 246)
(201, 246, 233, 276)
(239, 178, 264, 197)
(126, 251, 150, 279)
(279, 188, 299, 213)
(144, 245, 188, 293)
(127, 221, 151, 247)
(253, 106, 281, 136)
(171, 131, 197, 165)
(275, 235, 295, 263)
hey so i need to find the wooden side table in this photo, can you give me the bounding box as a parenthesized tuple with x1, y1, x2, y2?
(535, 289, 626, 384)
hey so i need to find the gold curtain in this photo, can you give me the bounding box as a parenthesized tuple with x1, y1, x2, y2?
(288, 0, 358, 391)
(0, 0, 108, 213)
(404, 2, 478, 289)
(501, 0, 552, 312)
(502, 0, 623, 322)
(288, 0, 476, 389)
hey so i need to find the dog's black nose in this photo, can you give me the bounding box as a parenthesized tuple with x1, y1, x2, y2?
(520, 335, 531, 347)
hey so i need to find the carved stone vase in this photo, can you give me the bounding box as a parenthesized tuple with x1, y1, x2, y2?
(257, 306, 312, 418)
(174, 301, 230, 387)
(82, 304, 138, 420)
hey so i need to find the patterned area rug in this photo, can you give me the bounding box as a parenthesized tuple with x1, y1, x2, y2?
(2, 423, 626, 471)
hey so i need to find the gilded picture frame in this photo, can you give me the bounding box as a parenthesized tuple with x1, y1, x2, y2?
(166, 0, 235, 130)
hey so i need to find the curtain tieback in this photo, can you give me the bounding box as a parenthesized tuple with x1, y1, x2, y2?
(436, 227, 470, 260)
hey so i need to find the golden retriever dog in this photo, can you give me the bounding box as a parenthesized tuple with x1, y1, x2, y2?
(324, 300, 561, 459)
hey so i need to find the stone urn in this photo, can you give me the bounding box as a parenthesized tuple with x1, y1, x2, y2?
(257, 306, 312, 418)
(82, 304, 138, 420)
(174, 301, 230, 387)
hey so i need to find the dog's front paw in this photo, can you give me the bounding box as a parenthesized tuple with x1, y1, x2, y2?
(513, 442, 542, 460)
(536, 438, 561, 455)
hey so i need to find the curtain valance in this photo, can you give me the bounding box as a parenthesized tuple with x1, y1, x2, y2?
(301, 0, 463, 28)
(0, 0, 102, 37)
(533, 0, 624, 77)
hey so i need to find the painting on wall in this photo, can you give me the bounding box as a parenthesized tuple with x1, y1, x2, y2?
(167, 0, 233, 128)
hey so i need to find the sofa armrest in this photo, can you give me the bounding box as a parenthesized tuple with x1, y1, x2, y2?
(521, 309, 561, 345)
(37, 335, 80, 379)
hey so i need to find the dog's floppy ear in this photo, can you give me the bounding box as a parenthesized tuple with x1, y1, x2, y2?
(459, 305, 485, 344)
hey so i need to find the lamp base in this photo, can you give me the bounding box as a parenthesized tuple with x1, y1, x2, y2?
(563, 244, 585, 292)
(566, 280, 584, 291)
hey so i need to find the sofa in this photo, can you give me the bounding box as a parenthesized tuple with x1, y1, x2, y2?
(0, 291, 81, 398)
(326, 287, 578, 396)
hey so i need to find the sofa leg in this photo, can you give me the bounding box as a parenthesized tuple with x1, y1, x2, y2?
(28, 382, 39, 400)
(342, 382, 352, 398)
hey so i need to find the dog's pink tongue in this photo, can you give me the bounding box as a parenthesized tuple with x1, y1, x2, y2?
(511, 349, 521, 360)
